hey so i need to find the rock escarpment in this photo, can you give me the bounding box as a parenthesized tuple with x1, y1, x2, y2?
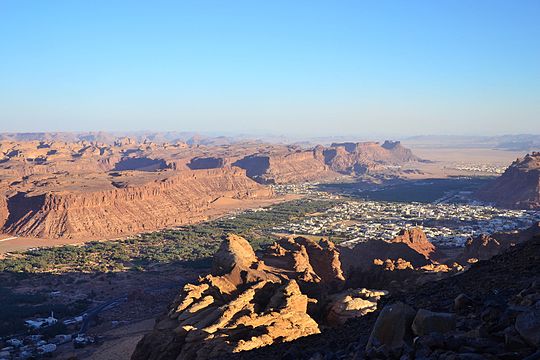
(132, 235, 386, 360)
(0, 194, 8, 229)
(1, 168, 272, 239)
(477, 152, 540, 209)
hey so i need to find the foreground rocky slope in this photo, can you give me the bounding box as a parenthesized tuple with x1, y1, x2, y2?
(221, 234, 540, 360)
(132, 235, 387, 360)
(477, 152, 540, 209)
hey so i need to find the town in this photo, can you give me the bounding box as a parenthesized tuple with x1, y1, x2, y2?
(272, 199, 540, 247)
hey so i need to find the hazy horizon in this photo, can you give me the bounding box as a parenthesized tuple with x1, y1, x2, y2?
(1, 0, 539, 136)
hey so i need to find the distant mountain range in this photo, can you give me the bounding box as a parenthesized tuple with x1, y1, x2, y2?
(403, 134, 540, 151)
(2, 132, 539, 151)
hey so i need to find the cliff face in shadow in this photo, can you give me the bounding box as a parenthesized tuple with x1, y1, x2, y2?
(477, 152, 540, 209)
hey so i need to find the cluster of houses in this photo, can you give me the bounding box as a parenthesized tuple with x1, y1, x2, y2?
(448, 163, 506, 174)
(0, 311, 94, 359)
(272, 183, 340, 199)
(274, 200, 540, 247)
(0, 333, 67, 359)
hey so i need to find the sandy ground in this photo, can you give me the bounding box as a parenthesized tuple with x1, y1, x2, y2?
(410, 147, 525, 166)
(56, 318, 155, 360)
(0, 194, 300, 254)
(400, 147, 527, 179)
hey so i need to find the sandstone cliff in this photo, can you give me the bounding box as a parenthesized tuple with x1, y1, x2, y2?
(1, 168, 272, 239)
(0, 194, 8, 229)
(476, 152, 540, 209)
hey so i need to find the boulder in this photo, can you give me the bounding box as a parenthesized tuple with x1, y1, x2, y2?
(454, 293, 474, 312)
(412, 309, 456, 336)
(515, 307, 540, 348)
(366, 302, 416, 353)
(326, 288, 388, 326)
(212, 233, 257, 274)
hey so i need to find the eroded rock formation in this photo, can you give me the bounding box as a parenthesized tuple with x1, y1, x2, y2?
(460, 234, 504, 263)
(388, 228, 436, 259)
(132, 234, 385, 360)
(223, 235, 540, 360)
(340, 227, 442, 273)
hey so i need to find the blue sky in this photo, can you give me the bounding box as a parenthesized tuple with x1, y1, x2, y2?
(0, 0, 539, 136)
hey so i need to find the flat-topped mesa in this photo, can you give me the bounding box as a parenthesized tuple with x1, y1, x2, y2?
(232, 150, 337, 184)
(323, 141, 421, 175)
(381, 140, 421, 162)
(132, 235, 384, 360)
(476, 152, 540, 209)
(1, 168, 273, 239)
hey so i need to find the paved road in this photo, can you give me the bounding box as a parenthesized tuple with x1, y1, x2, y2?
(76, 279, 186, 335)
(0, 236, 18, 242)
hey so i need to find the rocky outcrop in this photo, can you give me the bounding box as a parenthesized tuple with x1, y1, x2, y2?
(380, 140, 420, 163)
(212, 234, 258, 275)
(388, 228, 436, 259)
(132, 235, 385, 360)
(340, 228, 439, 273)
(460, 234, 504, 263)
(232, 141, 421, 183)
(2, 168, 272, 239)
(477, 152, 540, 209)
(365, 302, 416, 355)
